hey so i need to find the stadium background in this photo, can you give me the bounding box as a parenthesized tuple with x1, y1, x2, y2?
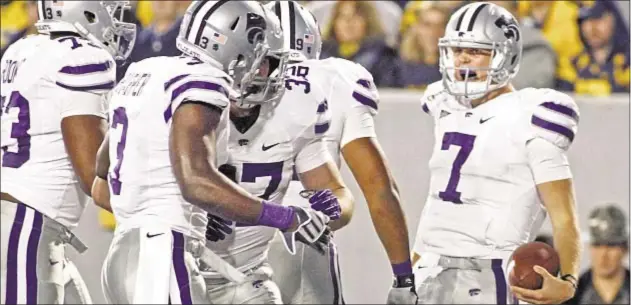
(1, 0, 629, 303)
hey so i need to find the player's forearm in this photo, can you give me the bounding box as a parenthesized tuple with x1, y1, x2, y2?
(538, 179, 581, 278)
(551, 215, 581, 278)
(365, 183, 412, 265)
(328, 186, 354, 231)
(181, 171, 265, 224)
(91, 177, 112, 213)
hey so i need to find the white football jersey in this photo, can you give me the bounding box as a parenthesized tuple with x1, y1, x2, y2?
(1, 34, 113, 229)
(107, 55, 231, 240)
(283, 57, 380, 209)
(299, 57, 379, 167)
(203, 63, 333, 275)
(414, 81, 579, 259)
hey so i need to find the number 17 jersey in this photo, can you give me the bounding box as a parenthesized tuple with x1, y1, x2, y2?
(415, 81, 579, 259)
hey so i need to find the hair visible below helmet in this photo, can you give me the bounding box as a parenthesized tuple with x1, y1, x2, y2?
(589, 204, 629, 247)
(266, 1, 322, 63)
(177, 0, 288, 107)
(438, 2, 522, 101)
(35, 1, 137, 61)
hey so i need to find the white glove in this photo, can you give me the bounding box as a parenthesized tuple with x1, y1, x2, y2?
(281, 206, 331, 255)
(387, 274, 418, 304)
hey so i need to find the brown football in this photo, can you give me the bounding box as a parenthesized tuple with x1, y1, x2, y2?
(508, 242, 560, 290)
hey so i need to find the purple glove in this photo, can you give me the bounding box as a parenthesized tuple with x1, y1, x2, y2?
(304, 189, 341, 220)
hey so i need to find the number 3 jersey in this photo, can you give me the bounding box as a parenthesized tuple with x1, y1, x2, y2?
(107, 55, 231, 240)
(414, 81, 580, 259)
(203, 63, 333, 275)
(1, 34, 113, 229)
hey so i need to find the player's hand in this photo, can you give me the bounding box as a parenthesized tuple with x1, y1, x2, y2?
(510, 265, 575, 304)
(300, 189, 341, 220)
(387, 274, 418, 304)
(282, 206, 332, 255)
(205, 213, 233, 242)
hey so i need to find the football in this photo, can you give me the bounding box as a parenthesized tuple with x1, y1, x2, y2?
(508, 242, 561, 290)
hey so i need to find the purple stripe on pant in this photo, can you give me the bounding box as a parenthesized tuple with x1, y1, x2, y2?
(491, 259, 507, 305)
(171, 231, 193, 304)
(329, 242, 342, 305)
(4, 203, 43, 304)
(26, 211, 43, 304)
(4, 204, 25, 304)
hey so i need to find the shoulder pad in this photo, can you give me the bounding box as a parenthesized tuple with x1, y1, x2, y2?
(527, 89, 580, 151)
(420, 81, 448, 116)
(319, 57, 380, 115)
(55, 43, 116, 94)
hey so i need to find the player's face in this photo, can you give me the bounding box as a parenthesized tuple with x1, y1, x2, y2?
(590, 244, 627, 278)
(451, 47, 492, 82)
(258, 58, 270, 77)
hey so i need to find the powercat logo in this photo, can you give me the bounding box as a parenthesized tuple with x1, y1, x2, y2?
(494, 15, 520, 41)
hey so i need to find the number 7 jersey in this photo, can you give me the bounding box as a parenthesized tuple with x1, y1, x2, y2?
(415, 81, 580, 259)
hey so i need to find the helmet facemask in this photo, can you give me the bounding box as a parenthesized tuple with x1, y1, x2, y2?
(104, 2, 137, 61)
(439, 37, 516, 102)
(231, 20, 289, 108)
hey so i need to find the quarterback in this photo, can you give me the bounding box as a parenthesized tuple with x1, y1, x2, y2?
(413, 2, 581, 305)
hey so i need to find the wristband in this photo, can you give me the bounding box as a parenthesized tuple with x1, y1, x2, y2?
(392, 260, 413, 277)
(256, 201, 295, 231)
(560, 274, 578, 289)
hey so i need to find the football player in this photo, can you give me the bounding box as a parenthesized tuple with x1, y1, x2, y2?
(94, 1, 332, 304)
(412, 2, 581, 304)
(264, 1, 418, 304)
(200, 3, 355, 304)
(0, 1, 135, 304)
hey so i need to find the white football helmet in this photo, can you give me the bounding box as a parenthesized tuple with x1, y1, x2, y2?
(35, 0, 137, 61)
(266, 0, 322, 63)
(439, 2, 523, 100)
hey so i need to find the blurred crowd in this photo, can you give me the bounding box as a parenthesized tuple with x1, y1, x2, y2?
(1, 0, 629, 96)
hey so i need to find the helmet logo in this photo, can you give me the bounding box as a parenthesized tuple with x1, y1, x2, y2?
(245, 12, 266, 44)
(494, 16, 520, 41)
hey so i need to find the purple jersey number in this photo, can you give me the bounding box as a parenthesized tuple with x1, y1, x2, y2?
(219, 162, 284, 200)
(108, 107, 129, 195)
(215, 162, 284, 228)
(438, 132, 476, 204)
(1, 92, 31, 168)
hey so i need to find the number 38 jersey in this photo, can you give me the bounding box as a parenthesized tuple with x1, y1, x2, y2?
(1, 35, 113, 229)
(107, 55, 231, 240)
(414, 81, 580, 259)
(203, 64, 332, 275)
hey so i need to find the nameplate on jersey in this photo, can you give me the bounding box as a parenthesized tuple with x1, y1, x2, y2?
(115, 73, 152, 96)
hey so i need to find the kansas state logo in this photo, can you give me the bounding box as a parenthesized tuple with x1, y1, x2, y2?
(494, 15, 520, 41)
(246, 12, 266, 44)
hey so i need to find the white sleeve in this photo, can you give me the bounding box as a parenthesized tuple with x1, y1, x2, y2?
(527, 137, 573, 184)
(294, 137, 333, 174)
(59, 89, 108, 119)
(340, 105, 376, 147)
